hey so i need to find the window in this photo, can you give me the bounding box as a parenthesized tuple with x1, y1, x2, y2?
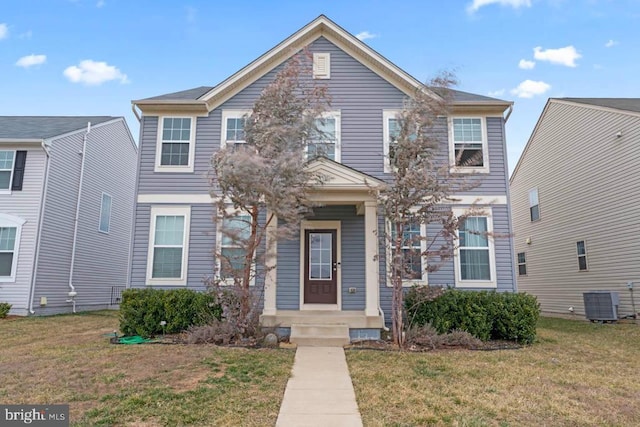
(454, 209, 497, 288)
(146, 206, 191, 285)
(577, 240, 588, 271)
(217, 214, 254, 285)
(383, 111, 400, 173)
(155, 117, 196, 172)
(99, 193, 112, 233)
(450, 117, 488, 172)
(313, 52, 330, 79)
(517, 252, 527, 276)
(0, 213, 25, 282)
(0, 150, 15, 191)
(529, 188, 540, 221)
(308, 112, 341, 162)
(221, 110, 251, 149)
(387, 220, 426, 286)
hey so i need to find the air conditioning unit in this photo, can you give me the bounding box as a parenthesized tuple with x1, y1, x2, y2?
(583, 291, 619, 322)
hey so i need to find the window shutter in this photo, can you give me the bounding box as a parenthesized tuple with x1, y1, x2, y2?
(11, 151, 27, 191)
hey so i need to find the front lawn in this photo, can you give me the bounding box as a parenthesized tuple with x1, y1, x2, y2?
(347, 317, 640, 426)
(0, 310, 294, 426)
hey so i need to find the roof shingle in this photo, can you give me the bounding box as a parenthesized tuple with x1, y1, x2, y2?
(0, 116, 117, 140)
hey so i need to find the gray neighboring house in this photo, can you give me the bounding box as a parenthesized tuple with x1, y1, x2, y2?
(130, 15, 516, 342)
(510, 98, 640, 318)
(0, 116, 138, 315)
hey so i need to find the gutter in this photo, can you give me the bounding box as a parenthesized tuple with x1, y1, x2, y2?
(27, 139, 52, 314)
(504, 104, 514, 123)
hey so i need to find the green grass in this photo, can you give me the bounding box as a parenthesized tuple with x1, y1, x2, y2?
(347, 317, 640, 426)
(0, 310, 294, 426)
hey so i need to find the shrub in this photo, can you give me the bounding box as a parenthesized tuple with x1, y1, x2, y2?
(119, 288, 221, 337)
(406, 287, 539, 344)
(406, 324, 482, 350)
(0, 302, 11, 318)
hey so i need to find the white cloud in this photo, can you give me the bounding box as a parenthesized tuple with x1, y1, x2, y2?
(355, 31, 377, 41)
(16, 54, 47, 68)
(467, 0, 531, 13)
(0, 23, 8, 40)
(605, 39, 617, 48)
(533, 45, 581, 67)
(510, 80, 551, 98)
(518, 59, 535, 69)
(63, 60, 129, 85)
(488, 89, 505, 97)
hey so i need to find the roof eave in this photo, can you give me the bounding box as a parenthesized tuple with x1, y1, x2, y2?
(131, 100, 209, 116)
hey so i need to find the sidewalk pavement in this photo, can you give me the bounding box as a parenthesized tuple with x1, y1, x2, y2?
(276, 346, 363, 427)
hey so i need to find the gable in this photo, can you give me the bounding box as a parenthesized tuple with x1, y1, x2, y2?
(306, 157, 384, 190)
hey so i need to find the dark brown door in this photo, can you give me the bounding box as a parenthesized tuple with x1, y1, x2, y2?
(304, 229, 337, 304)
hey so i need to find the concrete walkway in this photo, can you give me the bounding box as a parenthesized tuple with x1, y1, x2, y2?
(276, 346, 363, 427)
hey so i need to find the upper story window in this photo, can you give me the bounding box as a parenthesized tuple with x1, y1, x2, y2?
(155, 117, 196, 173)
(99, 193, 112, 234)
(308, 112, 341, 162)
(450, 117, 489, 173)
(576, 240, 588, 271)
(313, 53, 330, 79)
(383, 111, 400, 173)
(529, 188, 540, 221)
(454, 209, 497, 288)
(0, 150, 15, 191)
(221, 110, 250, 149)
(146, 206, 191, 285)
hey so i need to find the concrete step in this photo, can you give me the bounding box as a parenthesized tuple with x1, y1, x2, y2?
(290, 323, 350, 347)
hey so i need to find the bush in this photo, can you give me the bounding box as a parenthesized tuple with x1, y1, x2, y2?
(119, 288, 221, 337)
(0, 302, 11, 318)
(406, 287, 539, 344)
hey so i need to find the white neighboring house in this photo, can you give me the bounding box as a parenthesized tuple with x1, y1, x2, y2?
(510, 98, 640, 319)
(0, 116, 138, 315)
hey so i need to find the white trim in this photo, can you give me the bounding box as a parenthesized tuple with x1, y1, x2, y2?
(448, 116, 490, 174)
(154, 116, 197, 173)
(448, 195, 508, 205)
(363, 201, 379, 316)
(453, 208, 497, 289)
(383, 110, 401, 173)
(300, 220, 341, 311)
(0, 213, 26, 283)
(137, 193, 213, 204)
(313, 52, 331, 79)
(0, 149, 16, 194)
(307, 111, 341, 163)
(263, 210, 277, 316)
(385, 219, 428, 288)
(146, 205, 191, 286)
(98, 192, 112, 234)
(221, 109, 251, 148)
(214, 207, 256, 287)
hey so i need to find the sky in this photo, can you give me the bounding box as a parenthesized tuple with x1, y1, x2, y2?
(2, 0, 639, 175)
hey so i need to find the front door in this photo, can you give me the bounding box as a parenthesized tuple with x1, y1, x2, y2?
(304, 229, 337, 304)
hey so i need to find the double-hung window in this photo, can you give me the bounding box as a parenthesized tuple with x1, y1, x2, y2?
(221, 110, 250, 149)
(387, 220, 426, 286)
(146, 206, 190, 285)
(383, 111, 401, 173)
(576, 240, 588, 271)
(0, 213, 25, 282)
(308, 112, 341, 162)
(529, 188, 540, 221)
(517, 252, 527, 276)
(454, 209, 496, 288)
(450, 117, 488, 172)
(0, 150, 15, 191)
(99, 193, 112, 233)
(218, 214, 253, 285)
(155, 117, 196, 172)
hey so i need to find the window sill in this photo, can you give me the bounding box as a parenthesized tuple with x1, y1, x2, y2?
(455, 280, 497, 289)
(145, 278, 187, 286)
(153, 165, 194, 173)
(450, 166, 490, 175)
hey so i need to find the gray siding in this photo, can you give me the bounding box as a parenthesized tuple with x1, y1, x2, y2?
(0, 145, 47, 314)
(511, 100, 640, 317)
(276, 206, 366, 310)
(70, 120, 137, 310)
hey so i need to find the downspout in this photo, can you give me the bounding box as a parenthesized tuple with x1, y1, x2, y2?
(126, 106, 143, 289)
(502, 106, 517, 292)
(67, 122, 91, 312)
(504, 104, 514, 123)
(28, 139, 52, 314)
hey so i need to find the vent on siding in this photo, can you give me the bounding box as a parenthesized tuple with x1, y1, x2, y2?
(313, 53, 330, 79)
(583, 291, 619, 321)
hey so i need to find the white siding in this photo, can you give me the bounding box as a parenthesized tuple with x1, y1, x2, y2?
(0, 145, 47, 314)
(511, 100, 640, 317)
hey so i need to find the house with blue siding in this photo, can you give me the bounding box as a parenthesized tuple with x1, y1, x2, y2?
(130, 16, 516, 343)
(0, 116, 137, 315)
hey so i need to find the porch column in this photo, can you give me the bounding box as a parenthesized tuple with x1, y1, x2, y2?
(263, 210, 277, 316)
(364, 201, 380, 317)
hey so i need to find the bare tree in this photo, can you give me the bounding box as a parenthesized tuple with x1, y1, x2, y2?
(210, 52, 330, 332)
(378, 73, 484, 348)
